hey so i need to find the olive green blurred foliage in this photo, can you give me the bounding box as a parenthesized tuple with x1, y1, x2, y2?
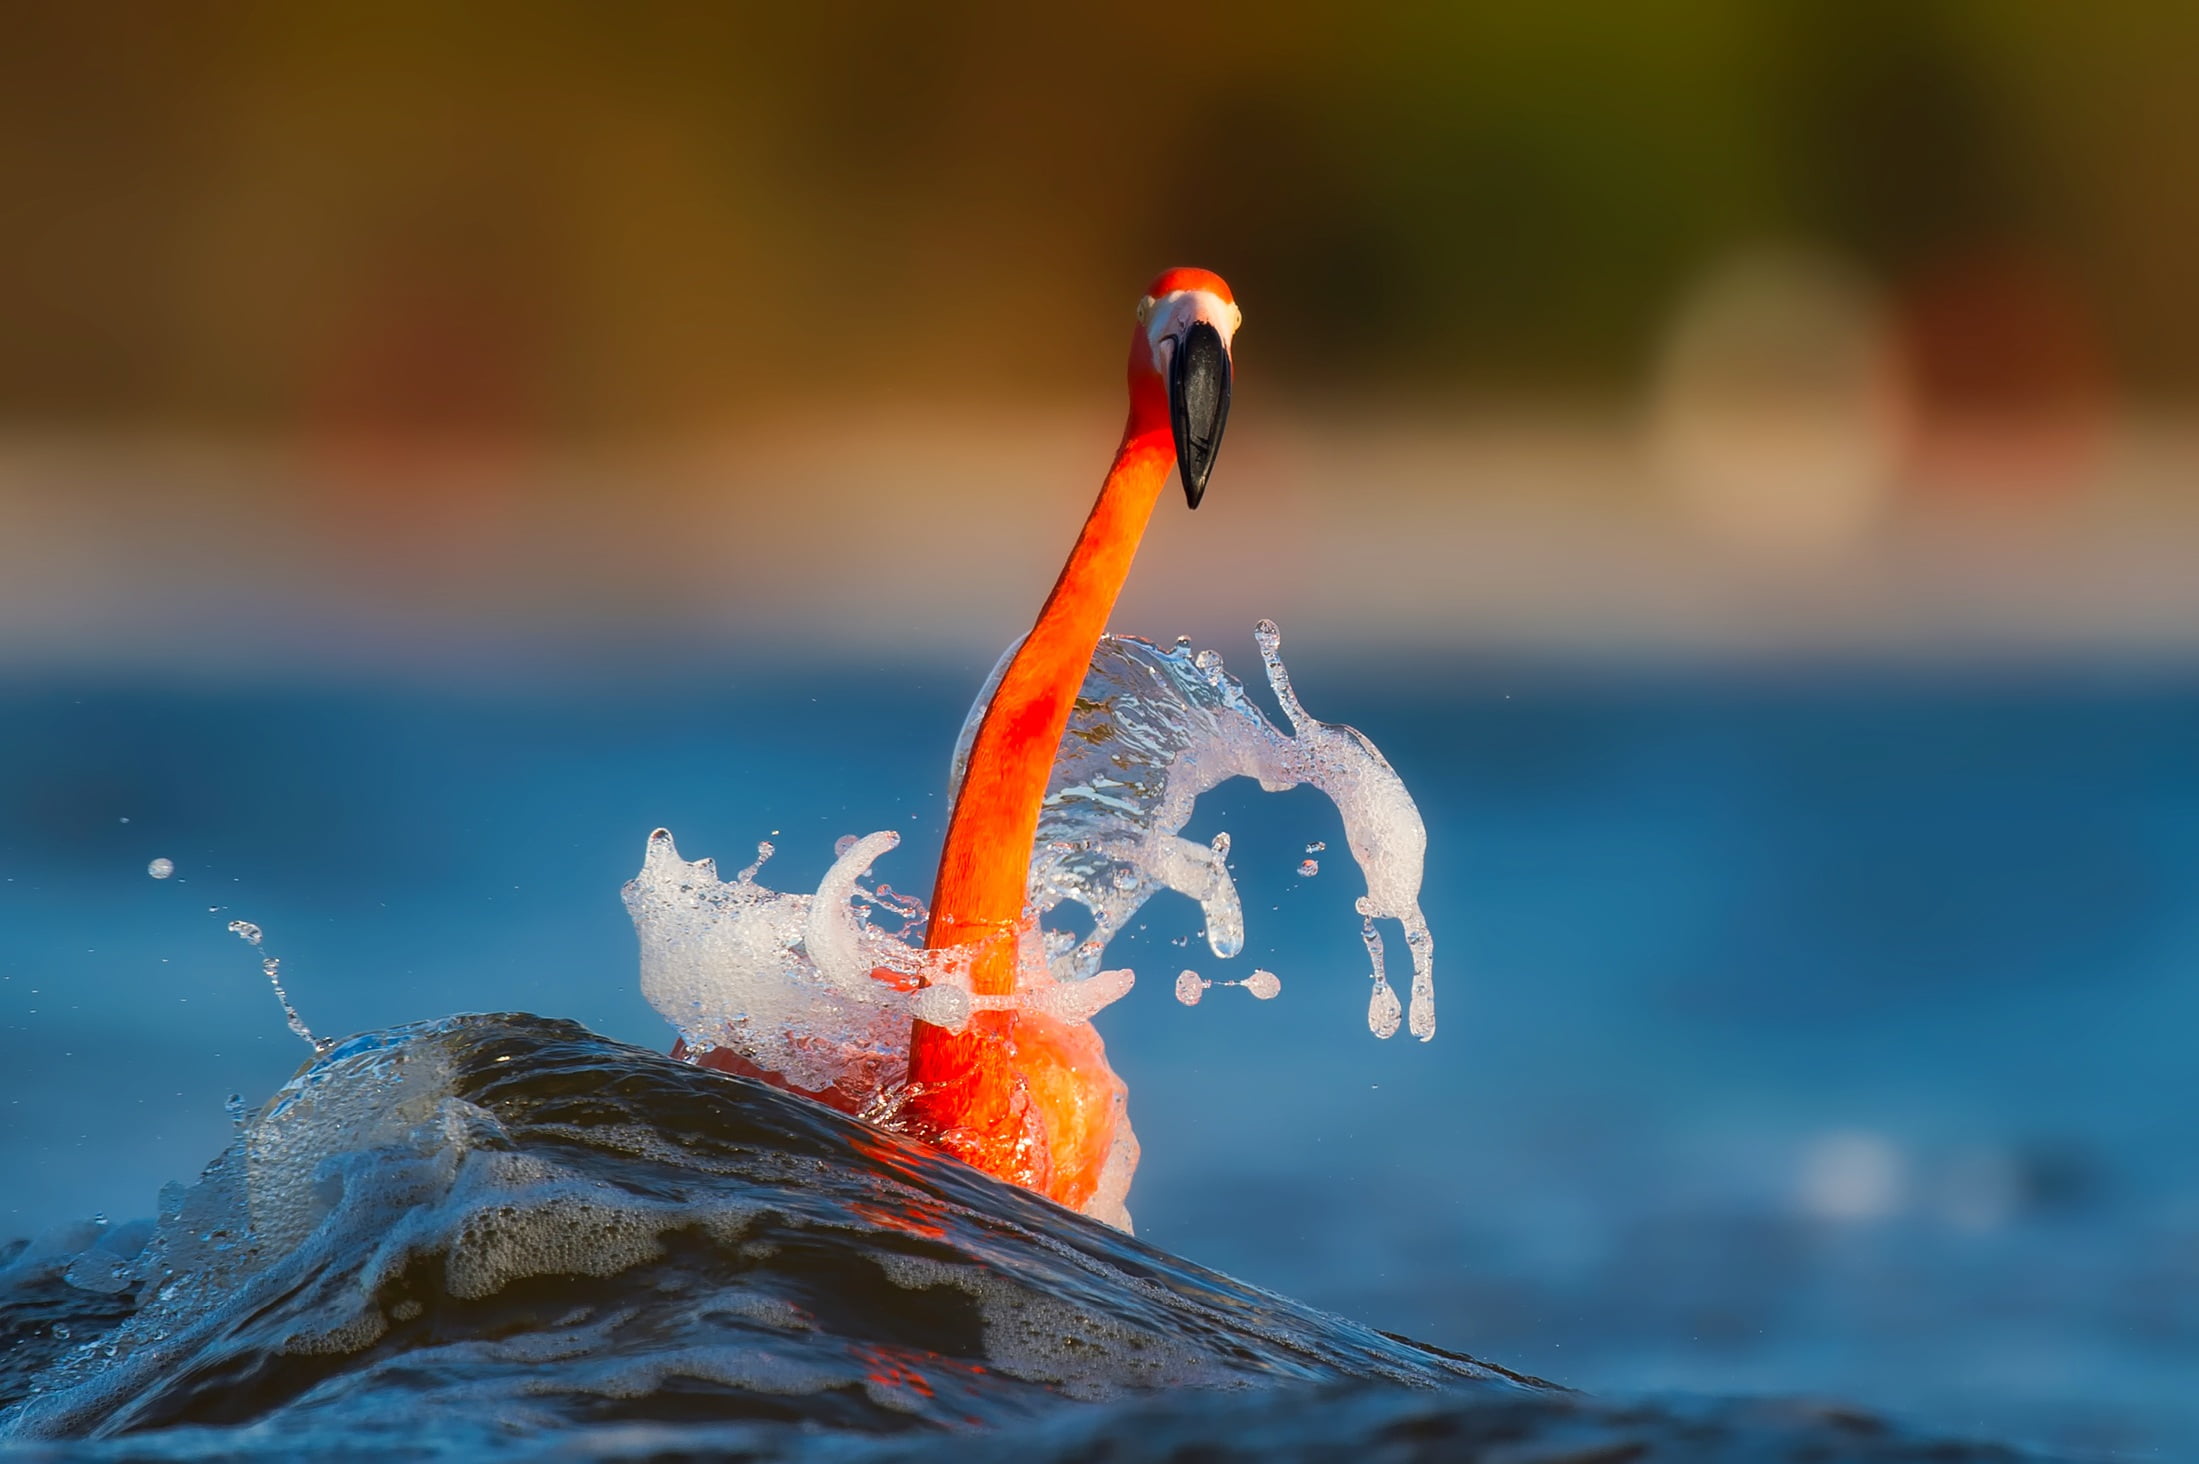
(3, 1, 2195, 434)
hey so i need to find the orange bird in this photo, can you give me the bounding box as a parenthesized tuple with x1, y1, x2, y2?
(902, 268, 1239, 1213)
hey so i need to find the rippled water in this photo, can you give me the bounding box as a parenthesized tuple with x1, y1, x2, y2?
(0, 1015, 2057, 1460)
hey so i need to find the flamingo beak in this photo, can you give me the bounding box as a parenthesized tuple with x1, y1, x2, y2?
(1169, 320, 1232, 509)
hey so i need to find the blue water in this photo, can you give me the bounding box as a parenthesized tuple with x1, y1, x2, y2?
(4, 657, 2196, 1458)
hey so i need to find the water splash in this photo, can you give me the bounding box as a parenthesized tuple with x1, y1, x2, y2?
(959, 618, 1435, 1039)
(622, 829, 1134, 1112)
(626, 620, 1438, 1223)
(623, 829, 918, 1106)
(226, 919, 325, 1054)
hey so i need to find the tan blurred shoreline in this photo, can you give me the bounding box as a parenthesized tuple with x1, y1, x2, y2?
(6, 6, 2195, 679)
(6, 409, 2199, 672)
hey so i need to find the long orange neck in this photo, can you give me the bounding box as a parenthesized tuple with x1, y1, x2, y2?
(901, 346, 1175, 1211)
(925, 416, 1172, 984)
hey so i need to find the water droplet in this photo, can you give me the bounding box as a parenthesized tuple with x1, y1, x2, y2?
(1304, 840, 1326, 854)
(1362, 917, 1402, 1038)
(1241, 969, 1281, 1000)
(731, 839, 776, 883)
(1174, 970, 1206, 1006)
(1368, 979, 1403, 1040)
(146, 857, 174, 879)
(1297, 859, 1319, 877)
(226, 920, 262, 946)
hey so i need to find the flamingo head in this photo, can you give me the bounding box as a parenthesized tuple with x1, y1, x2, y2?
(1134, 267, 1239, 508)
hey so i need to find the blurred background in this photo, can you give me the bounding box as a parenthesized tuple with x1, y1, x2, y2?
(4, 3, 2198, 1458)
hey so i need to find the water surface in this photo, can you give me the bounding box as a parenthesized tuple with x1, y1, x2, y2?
(3, 659, 2194, 1457)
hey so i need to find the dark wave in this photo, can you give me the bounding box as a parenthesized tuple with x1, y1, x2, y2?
(0, 1016, 2059, 1461)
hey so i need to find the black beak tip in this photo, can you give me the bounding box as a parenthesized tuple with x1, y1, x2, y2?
(1168, 320, 1232, 511)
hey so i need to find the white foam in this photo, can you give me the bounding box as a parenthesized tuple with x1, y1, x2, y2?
(623, 829, 1134, 1108)
(874, 1251, 1232, 1400)
(622, 829, 920, 1101)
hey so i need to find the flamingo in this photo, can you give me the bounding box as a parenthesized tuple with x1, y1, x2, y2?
(681, 268, 1237, 1216)
(899, 268, 1238, 1212)
(888, 264, 1240, 1204)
